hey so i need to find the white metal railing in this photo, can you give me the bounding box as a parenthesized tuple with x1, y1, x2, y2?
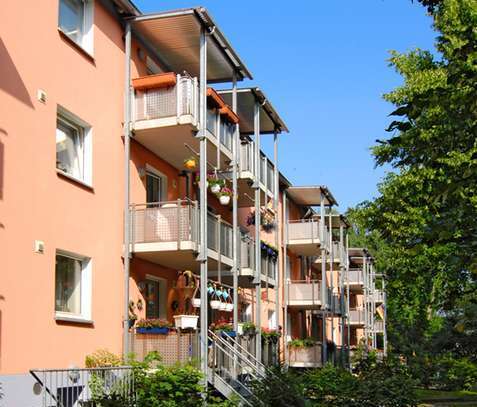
(373, 289, 385, 303)
(241, 233, 255, 271)
(130, 200, 232, 260)
(30, 367, 134, 407)
(287, 280, 322, 307)
(206, 108, 234, 153)
(345, 269, 364, 285)
(331, 241, 344, 262)
(134, 74, 198, 122)
(261, 255, 277, 281)
(349, 309, 365, 324)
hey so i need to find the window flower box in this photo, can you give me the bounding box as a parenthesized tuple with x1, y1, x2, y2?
(174, 314, 199, 330)
(136, 327, 170, 335)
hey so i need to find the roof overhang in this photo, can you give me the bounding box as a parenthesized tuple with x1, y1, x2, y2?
(217, 88, 288, 134)
(128, 8, 253, 83)
(287, 186, 338, 207)
(348, 247, 373, 263)
(327, 214, 351, 229)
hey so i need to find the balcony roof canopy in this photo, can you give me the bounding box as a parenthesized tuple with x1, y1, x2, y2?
(287, 186, 337, 207)
(348, 247, 373, 264)
(217, 88, 289, 134)
(326, 214, 351, 228)
(129, 8, 253, 83)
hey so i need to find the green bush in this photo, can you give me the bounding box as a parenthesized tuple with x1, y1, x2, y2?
(431, 356, 477, 391)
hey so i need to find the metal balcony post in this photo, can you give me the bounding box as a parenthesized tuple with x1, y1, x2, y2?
(198, 26, 208, 390)
(122, 21, 132, 359)
(383, 278, 388, 356)
(232, 73, 239, 333)
(283, 191, 289, 367)
(273, 131, 280, 340)
(254, 100, 262, 365)
(320, 193, 327, 363)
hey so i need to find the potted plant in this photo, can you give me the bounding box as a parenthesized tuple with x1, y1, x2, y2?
(261, 328, 281, 344)
(173, 314, 199, 330)
(136, 318, 172, 334)
(241, 321, 256, 336)
(211, 320, 236, 338)
(209, 284, 221, 309)
(217, 187, 233, 205)
(208, 175, 225, 194)
(184, 156, 197, 170)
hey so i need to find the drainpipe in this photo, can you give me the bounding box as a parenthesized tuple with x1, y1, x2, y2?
(273, 130, 279, 362)
(198, 26, 208, 389)
(232, 74, 239, 333)
(122, 21, 132, 359)
(320, 193, 327, 364)
(254, 100, 262, 365)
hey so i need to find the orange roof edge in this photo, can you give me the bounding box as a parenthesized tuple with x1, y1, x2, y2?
(219, 105, 239, 124)
(207, 87, 226, 109)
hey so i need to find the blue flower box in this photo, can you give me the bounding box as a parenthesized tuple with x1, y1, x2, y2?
(136, 327, 170, 335)
(221, 330, 237, 338)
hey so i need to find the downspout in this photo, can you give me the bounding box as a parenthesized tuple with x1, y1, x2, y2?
(122, 21, 132, 359)
(254, 101, 262, 364)
(198, 25, 209, 389)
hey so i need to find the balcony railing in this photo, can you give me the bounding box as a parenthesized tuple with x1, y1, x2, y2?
(134, 74, 198, 122)
(345, 269, 364, 286)
(373, 290, 385, 303)
(240, 141, 256, 175)
(349, 309, 365, 325)
(287, 280, 322, 308)
(287, 219, 328, 247)
(289, 343, 322, 367)
(130, 200, 232, 261)
(207, 108, 234, 153)
(374, 320, 384, 332)
(261, 255, 277, 281)
(241, 233, 255, 271)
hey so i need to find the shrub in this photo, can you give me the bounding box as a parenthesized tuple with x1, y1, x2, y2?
(85, 349, 122, 368)
(431, 356, 477, 391)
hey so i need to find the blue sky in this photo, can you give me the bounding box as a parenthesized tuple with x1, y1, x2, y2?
(135, 0, 437, 210)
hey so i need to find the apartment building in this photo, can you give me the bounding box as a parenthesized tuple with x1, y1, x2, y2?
(0, 1, 385, 404)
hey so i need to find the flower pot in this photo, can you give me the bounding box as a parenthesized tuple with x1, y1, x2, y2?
(224, 303, 234, 312)
(210, 300, 221, 309)
(218, 302, 227, 311)
(184, 159, 197, 170)
(173, 315, 199, 330)
(219, 195, 231, 205)
(237, 323, 244, 336)
(192, 298, 201, 308)
(221, 330, 237, 338)
(210, 183, 221, 194)
(136, 327, 169, 335)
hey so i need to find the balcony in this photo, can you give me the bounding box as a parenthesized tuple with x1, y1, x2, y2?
(344, 269, 364, 290)
(132, 73, 233, 170)
(287, 280, 322, 309)
(289, 343, 322, 368)
(287, 219, 328, 256)
(130, 200, 233, 272)
(373, 289, 384, 304)
(348, 309, 365, 326)
(314, 241, 344, 268)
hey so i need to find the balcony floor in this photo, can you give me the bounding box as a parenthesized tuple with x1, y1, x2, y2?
(287, 240, 323, 256)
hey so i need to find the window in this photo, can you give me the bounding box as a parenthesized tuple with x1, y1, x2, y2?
(144, 277, 167, 319)
(268, 310, 276, 330)
(56, 107, 92, 185)
(55, 251, 92, 321)
(59, 0, 94, 54)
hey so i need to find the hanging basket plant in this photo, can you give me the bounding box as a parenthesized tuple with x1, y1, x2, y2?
(184, 156, 197, 170)
(217, 187, 233, 206)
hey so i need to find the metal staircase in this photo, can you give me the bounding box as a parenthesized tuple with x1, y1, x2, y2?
(207, 330, 269, 406)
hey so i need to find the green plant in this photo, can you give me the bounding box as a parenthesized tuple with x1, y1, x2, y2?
(431, 356, 477, 391)
(210, 321, 233, 333)
(217, 186, 233, 197)
(85, 349, 122, 368)
(136, 318, 172, 329)
(288, 337, 317, 348)
(261, 328, 281, 343)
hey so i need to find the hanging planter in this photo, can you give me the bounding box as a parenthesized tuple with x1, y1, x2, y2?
(209, 284, 221, 309)
(217, 187, 233, 205)
(184, 156, 197, 170)
(210, 300, 221, 309)
(224, 289, 233, 312)
(192, 298, 201, 308)
(209, 175, 225, 194)
(219, 302, 227, 311)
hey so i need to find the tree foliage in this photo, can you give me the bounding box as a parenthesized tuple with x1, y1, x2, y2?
(348, 0, 477, 388)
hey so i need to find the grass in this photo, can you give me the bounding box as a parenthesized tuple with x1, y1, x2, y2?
(417, 388, 477, 402)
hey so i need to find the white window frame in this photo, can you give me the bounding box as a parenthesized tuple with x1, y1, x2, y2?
(56, 106, 93, 187)
(58, 0, 94, 55)
(55, 249, 92, 323)
(145, 164, 168, 202)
